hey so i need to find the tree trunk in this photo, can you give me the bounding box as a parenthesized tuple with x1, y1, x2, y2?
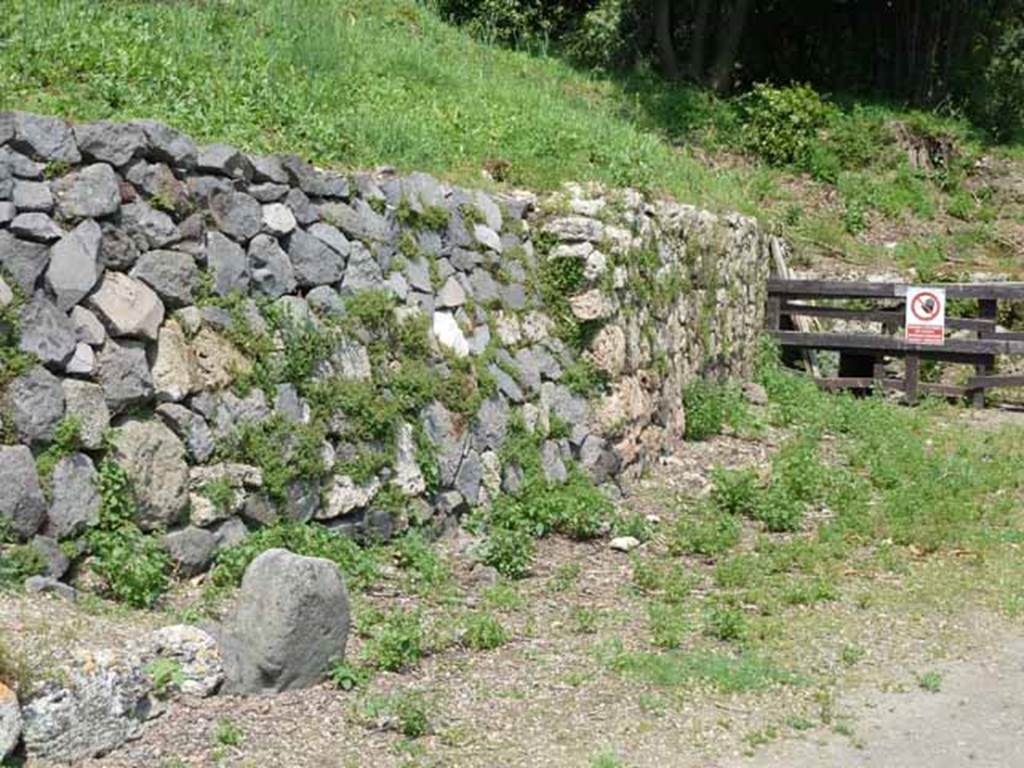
(708, 0, 752, 93)
(687, 0, 712, 82)
(654, 0, 679, 80)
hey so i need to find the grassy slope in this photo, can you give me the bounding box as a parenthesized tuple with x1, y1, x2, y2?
(2, 0, 1022, 275)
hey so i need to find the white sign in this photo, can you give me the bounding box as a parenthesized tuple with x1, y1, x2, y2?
(905, 286, 945, 345)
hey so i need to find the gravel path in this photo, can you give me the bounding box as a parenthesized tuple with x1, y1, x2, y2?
(716, 636, 1024, 768)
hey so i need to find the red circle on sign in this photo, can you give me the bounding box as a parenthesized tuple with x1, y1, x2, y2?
(911, 291, 941, 322)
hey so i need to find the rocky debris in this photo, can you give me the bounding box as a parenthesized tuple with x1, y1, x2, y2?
(422, 401, 467, 489)
(130, 249, 198, 308)
(120, 200, 180, 249)
(46, 453, 101, 540)
(261, 201, 296, 236)
(322, 475, 380, 520)
(142, 625, 224, 698)
(609, 535, 641, 553)
(219, 549, 351, 694)
(12, 180, 53, 212)
(24, 575, 79, 600)
(204, 232, 249, 297)
(10, 211, 63, 242)
(0, 445, 47, 539)
(0, 231, 49, 291)
(20, 649, 155, 764)
(433, 311, 469, 357)
(30, 534, 70, 578)
(87, 271, 165, 340)
(51, 162, 121, 219)
(151, 319, 199, 402)
(110, 418, 189, 531)
(46, 218, 102, 311)
(0, 683, 21, 764)
(339, 242, 383, 292)
(248, 233, 296, 297)
(5, 365, 64, 445)
(210, 190, 261, 242)
(70, 304, 106, 346)
(394, 422, 427, 496)
(288, 227, 345, 287)
(191, 327, 249, 390)
(133, 119, 197, 168)
(18, 294, 77, 368)
(321, 199, 389, 243)
(197, 143, 251, 180)
(156, 403, 215, 463)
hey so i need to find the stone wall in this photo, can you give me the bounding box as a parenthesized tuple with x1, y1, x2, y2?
(0, 111, 772, 577)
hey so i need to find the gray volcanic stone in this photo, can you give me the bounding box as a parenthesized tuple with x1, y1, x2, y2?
(206, 231, 249, 296)
(248, 233, 296, 298)
(473, 396, 510, 451)
(261, 202, 296, 236)
(284, 187, 318, 226)
(155, 403, 215, 463)
(95, 339, 154, 414)
(220, 549, 350, 694)
(13, 180, 52, 212)
(249, 154, 289, 184)
(163, 526, 217, 577)
(449, 246, 480, 272)
(87, 271, 165, 340)
(111, 418, 189, 531)
(133, 119, 197, 168)
(18, 295, 77, 368)
(70, 305, 106, 346)
(249, 182, 289, 203)
(46, 453, 101, 539)
(308, 222, 350, 256)
(488, 363, 525, 403)
(30, 535, 70, 578)
(8, 111, 80, 163)
(10, 212, 63, 242)
(213, 517, 249, 552)
(52, 163, 121, 218)
(46, 218, 102, 310)
(438, 275, 466, 308)
(404, 256, 432, 293)
(0, 146, 44, 179)
(541, 440, 568, 483)
(98, 223, 140, 270)
(197, 143, 252, 180)
(321, 199, 389, 242)
(579, 434, 619, 484)
(120, 200, 180, 249)
(20, 650, 154, 764)
(0, 201, 14, 224)
(66, 342, 95, 375)
(130, 249, 198, 308)
(186, 174, 233, 202)
(0, 445, 46, 539)
(542, 382, 590, 446)
(288, 227, 345, 287)
(73, 120, 147, 166)
(307, 285, 345, 316)
(6, 365, 64, 445)
(210, 190, 261, 242)
(340, 242, 383, 293)
(514, 346, 562, 393)
(61, 379, 110, 450)
(0, 275, 10, 306)
(0, 231, 49, 291)
(468, 268, 500, 304)
(422, 400, 467, 488)
(280, 155, 348, 198)
(125, 161, 190, 216)
(455, 449, 483, 505)
(500, 281, 527, 310)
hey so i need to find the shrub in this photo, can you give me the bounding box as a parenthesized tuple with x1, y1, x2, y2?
(462, 611, 509, 650)
(709, 466, 760, 516)
(975, 23, 1024, 140)
(682, 378, 746, 441)
(669, 503, 741, 557)
(88, 459, 169, 608)
(739, 83, 832, 167)
(647, 601, 689, 649)
(0, 542, 46, 590)
(361, 607, 425, 672)
(752, 482, 805, 533)
(482, 525, 535, 579)
(704, 600, 749, 643)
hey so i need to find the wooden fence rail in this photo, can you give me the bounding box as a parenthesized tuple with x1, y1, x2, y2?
(766, 278, 1024, 406)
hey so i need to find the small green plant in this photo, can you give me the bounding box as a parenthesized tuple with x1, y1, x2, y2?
(327, 658, 372, 691)
(917, 671, 943, 693)
(145, 659, 184, 697)
(682, 379, 746, 441)
(34, 414, 83, 489)
(0, 636, 35, 695)
(709, 466, 760, 516)
(752, 482, 805, 533)
(840, 644, 866, 666)
(612, 511, 655, 542)
(365, 691, 432, 738)
(0, 542, 46, 590)
(392, 530, 450, 594)
(669, 503, 741, 557)
(704, 601, 749, 643)
(647, 601, 689, 649)
(361, 608, 425, 672)
(739, 82, 832, 167)
(482, 525, 535, 579)
(214, 718, 244, 747)
(462, 611, 509, 650)
(549, 562, 582, 592)
(589, 751, 624, 768)
(571, 605, 600, 634)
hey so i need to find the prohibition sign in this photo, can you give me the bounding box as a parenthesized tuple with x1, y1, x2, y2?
(910, 290, 942, 322)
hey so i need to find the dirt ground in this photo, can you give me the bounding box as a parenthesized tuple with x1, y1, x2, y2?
(4, 411, 1023, 768)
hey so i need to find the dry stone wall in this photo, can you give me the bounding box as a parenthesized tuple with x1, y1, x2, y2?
(0, 111, 772, 578)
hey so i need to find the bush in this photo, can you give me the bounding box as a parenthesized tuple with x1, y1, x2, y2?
(739, 83, 832, 167)
(361, 608, 425, 672)
(752, 482, 805, 533)
(482, 526, 536, 579)
(704, 601, 749, 643)
(709, 466, 760, 516)
(462, 611, 509, 650)
(682, 379, 746, 441)
(976, 23, 1024, 140)
(669, 503, 741, 557)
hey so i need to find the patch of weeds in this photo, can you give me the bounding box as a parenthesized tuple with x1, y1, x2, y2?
(589, 752, 624, 768)
(145, 658, 184, 698)
(607, 643, 798, 693)
(549, 562, 581, 592)
(561, 358, 609, 397)
(392, 530, 450, 594)
(328, 658, 372, 691)
(752, 481, 805, 533)
(0, 636, 36, 695)
(709, 466, 760, 516)
(917, 671, 942, 693)
(34, 414, 83, 492)
(571, 606, 600, 634)
(647, 601, 690, 649)
(462, 611, 509, 650)
(630, 556, 696, 604)
(612, 511, 654, 542)
(704, 600, 749, 643)
(785, 715, 816, 731)
(0, 541, 46, 590)
(214, 718, 244, 747)
(713, 554, 764, 589)
(209, 521, 381, 592)
(682, 378, 748, 441)
(360, 607, 425, 672)
(840, 644, 866, 666)
(668, 502, 741, 557)
(88, 459, 169, 608)
(364, 691, 431, 738)
(482, 581, 525, 611)
(481, 526, 535, 579)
